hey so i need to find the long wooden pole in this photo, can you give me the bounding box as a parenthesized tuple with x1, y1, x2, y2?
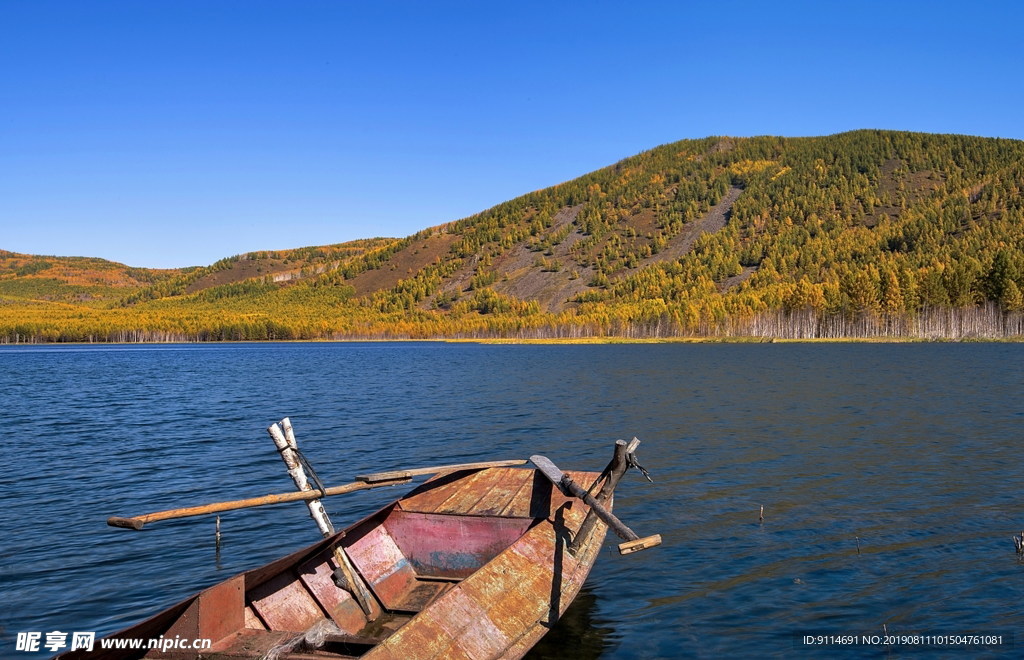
(106, 458, 526, 531)
(107, 477, 411, 530)
(355, 459, 528, 483)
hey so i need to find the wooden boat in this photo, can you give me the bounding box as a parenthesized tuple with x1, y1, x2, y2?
(59, 439, 658, 660)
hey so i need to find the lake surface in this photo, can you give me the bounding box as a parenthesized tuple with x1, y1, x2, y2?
(1, 342, 1022, 658)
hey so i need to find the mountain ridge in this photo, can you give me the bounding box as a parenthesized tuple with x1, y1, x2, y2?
(4, 130, 1024, 341)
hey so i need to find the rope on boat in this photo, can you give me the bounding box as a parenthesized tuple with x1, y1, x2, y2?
(295, 446, 329, 499)
(271, 427, 328, 499)
(261, 619, 344, 660)
(627, 450, 653, 483)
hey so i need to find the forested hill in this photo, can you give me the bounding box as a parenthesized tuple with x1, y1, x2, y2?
(4, 130, 1024, 342)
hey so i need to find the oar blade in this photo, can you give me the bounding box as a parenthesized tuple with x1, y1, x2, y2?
(107, 517, 145, 530)
(617, 534, 662, 555)
(529, 455, 568, 493)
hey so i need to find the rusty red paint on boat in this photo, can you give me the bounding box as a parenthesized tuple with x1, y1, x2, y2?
(57, 462, 621, 660)
(384, 510, 533, 578)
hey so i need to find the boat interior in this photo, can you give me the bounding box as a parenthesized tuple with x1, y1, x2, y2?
(147, 467, 582, 659)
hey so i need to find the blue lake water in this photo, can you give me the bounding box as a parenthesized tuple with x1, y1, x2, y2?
(1, 342, 1022, 658)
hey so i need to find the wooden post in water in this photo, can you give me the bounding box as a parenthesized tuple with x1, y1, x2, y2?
(268, 418, 334, 537)
(215, 515, 223, 568)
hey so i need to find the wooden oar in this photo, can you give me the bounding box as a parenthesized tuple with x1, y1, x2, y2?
(530, 454, 661, 555)
(355, 459, 528, 483)
(107, 477, 412, 530)
(107, 459, 527, 530)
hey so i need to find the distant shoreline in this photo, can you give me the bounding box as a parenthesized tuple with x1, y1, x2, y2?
(2, 335, 1022, 347)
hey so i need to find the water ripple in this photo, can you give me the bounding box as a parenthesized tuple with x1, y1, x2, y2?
(1, 342, 1023, 658)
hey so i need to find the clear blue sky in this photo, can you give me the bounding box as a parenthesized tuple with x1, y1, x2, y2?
(2, 1, 1022, 269)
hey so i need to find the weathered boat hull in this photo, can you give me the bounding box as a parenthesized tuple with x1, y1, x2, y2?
(58, 466, 610, 660)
